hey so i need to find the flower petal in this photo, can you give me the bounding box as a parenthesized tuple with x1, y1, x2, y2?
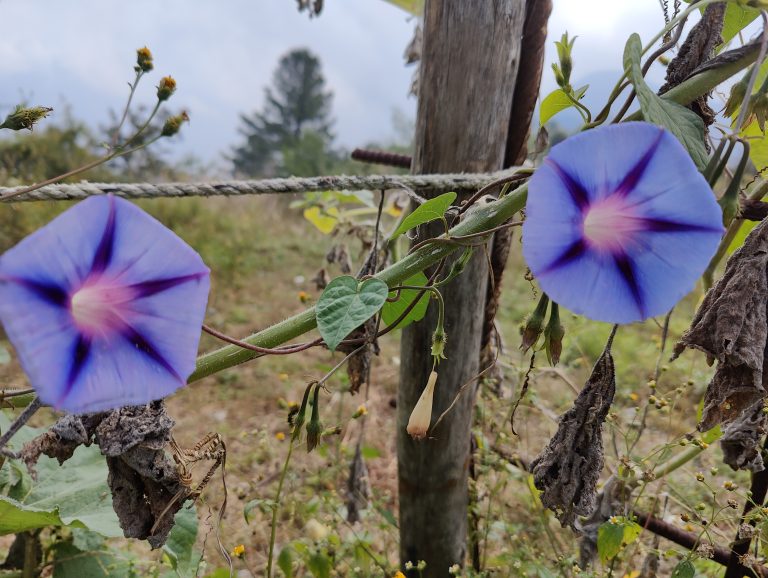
(523, 121, 723, 323)
(0, 194, 210, 413)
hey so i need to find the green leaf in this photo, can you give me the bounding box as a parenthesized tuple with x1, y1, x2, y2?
(623, 33, 708, 169)
(539, 86, 588, 125)
(721, 4, 759, 47)
(671, 559, 696, 578)
(243, 498, 275, 524)
(742, 121, 768, 171)
(316, 276, 389, 351)
(278, 546, 294, 577)
(728, 219, 759, 255)
(307, 551, 331, 578)
(163, 506, 200, 577)
(51, 542, 134, 578)
(0, 413, 122, 537)
(389, 192, 456, 240)
(360, 445, 382, 459)
(380, 0, 424, 15)
(380, 271, 430, 329)
(303, 206, 339, 234)
(71, 528, 105, 552)
(597, 518, 642, 564)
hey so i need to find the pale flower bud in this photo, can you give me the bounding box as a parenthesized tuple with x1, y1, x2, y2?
(407, 371, 438, 440)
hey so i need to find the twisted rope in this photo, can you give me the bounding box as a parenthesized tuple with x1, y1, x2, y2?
(0, 171, 515, 203)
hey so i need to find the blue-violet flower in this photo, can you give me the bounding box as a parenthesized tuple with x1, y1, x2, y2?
(523, 122, 723, 323)
(0, 194, 210, 413)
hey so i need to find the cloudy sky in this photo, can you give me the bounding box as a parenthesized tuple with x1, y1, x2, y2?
(0, 1, 686, 171)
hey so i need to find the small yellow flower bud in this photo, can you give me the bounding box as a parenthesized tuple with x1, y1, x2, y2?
(407, 371, 438, 440)
(231, 544, 245, 558)
(156, 75, 177, 101)
(275, 432, 285, 441)
(352, 404, 367, 419)
(0, 105, 53, 131)
(161, 111, 189, 137)
(136, 46, 154, 72)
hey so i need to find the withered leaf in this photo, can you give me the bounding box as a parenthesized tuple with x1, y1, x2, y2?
(673, 218, 768, 431)
(530, 349, 615, 527)
(721, 400, 767, 473)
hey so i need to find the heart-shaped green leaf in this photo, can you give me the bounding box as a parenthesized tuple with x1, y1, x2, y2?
(316, 276, 389, 351)
(390, 192, 457, 240)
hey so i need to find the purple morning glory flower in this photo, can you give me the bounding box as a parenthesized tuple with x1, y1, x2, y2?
(0, 195, 210, 413)
(523, 122, 723, 324)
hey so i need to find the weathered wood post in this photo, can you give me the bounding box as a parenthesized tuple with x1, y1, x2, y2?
(397, 1, 530, 575)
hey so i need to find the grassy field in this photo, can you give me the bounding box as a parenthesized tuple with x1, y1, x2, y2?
(0, 195, 751, 577)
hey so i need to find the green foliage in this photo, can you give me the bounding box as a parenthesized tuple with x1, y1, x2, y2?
(162, 507, 201, 577)
(0, 413, 121, 537)
(624, 33, 708, 169)
(0, 120, 113, 186)
(389, 191, 456, 239)
(381, 271, 430, 329)
(316, 276, 389, 351)
(539, 86, 588, 126)
(50, 541, 136, 578)
(671, 559, 696, 578)
(596, 517, 642, 564)
(232, 48, 334, 177)
(721, 3, 759, 46)
(278, 546, 294, 577)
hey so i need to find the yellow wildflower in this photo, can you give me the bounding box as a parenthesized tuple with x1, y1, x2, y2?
(275, 432, 286, 441)
(231, 544, 245, 558)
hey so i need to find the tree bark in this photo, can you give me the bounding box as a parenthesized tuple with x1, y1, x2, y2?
(397, 2, 525, 576)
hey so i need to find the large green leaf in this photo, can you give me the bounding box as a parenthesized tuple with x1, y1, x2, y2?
(51, 542, 134, 578)
(721, 3, 759, 46)
(539, 86, 588, 125)
(381, 271, 430, 329)
(390, 192, 456, 240)
(316, 276, 389, 351)
(0, 413, 121, 537)
(624, 33, 708, 169)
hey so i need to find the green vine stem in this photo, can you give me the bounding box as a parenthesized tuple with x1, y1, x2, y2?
(266, 428, 296, 578)
(190, 183, 529, 381)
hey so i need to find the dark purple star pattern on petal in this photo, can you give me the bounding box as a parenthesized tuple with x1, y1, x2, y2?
(523, 122, 724, 324)
(0, 194, 210, 413)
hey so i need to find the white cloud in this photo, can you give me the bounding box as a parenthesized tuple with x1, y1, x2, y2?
(0, 0, 709, 166)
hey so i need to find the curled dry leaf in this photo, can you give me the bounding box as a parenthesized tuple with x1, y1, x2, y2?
(673, 218, 768, 433)
(20, 401, 187, 548)
(530, 348, 615, 527)
(721, 400, 767, 472)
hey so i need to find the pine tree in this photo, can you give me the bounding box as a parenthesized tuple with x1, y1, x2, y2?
(232, 48, 334, 177)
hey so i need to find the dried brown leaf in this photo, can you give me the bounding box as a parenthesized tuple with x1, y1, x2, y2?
(674, 219, 768, 431)
(530, 349, 615, 527)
